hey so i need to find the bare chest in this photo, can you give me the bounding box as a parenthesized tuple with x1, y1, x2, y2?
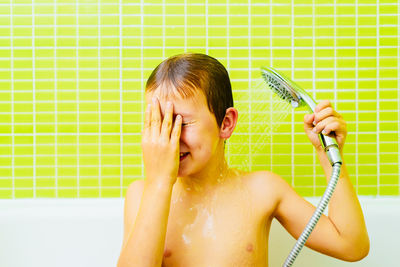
(162, 191, 273, 267)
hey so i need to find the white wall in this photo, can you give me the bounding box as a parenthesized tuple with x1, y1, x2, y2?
(0, 197, 398, 267)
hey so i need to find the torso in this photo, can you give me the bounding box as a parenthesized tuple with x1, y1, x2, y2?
(162, 170, 279, 267)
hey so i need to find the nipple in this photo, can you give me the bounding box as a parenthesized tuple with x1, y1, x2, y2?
(163, 248, 172, 258)
(246, 243, 254, 252)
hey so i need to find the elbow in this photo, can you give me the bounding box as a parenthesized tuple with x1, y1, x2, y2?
(352, 238, 370, 262)
(342, 235, 370, 262)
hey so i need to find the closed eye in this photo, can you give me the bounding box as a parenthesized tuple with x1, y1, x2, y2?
(182, 121, 195, 127)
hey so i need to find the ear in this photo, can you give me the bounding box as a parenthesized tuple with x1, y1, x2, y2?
(219, 107, 238, 139)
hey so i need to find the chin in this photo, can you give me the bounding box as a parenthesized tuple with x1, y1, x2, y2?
(178, 166, 191, 178)
(178, 157, 209, 178)
(178, 159, 198, 177)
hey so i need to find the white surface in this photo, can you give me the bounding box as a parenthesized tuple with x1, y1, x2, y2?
(0, 197, 398, 267)
(269, 197, 400, 267)
(0, 199, 124, 267)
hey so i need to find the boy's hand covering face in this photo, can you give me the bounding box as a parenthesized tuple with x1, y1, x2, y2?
(141, 96, 182, 186)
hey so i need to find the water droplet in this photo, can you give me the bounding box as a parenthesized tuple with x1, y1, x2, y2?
(182, 234, 191, 245)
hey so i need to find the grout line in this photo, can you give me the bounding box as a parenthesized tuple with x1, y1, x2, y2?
(291, 0, 295, 188)
(98, 0, 102, 198)
(227, 0, 230, 165)
(398, 0, 400, 195)
(54, 0, 58, 198)
(333, 0, 337, 194)
(162, 0, 165, 58)
(269, 0, 273, 172)
(334, 0, 337, 110)
(205, 0, 208, 54)
(2, 2, 397, 6)
(0, 184, 395, 191)
(355, 0, 359, 194)
(248, 0, 251, 172)
(10, 0, 14, 199)
(75, 0, 80, 198)
(184, 0, 187, 52)
(0, 66, 397, 71)
(4, 48, 396, 55)
(312, 0, 316, 196)
(140, 0, 144, 182)
(32, 0, 36, 198)
(0, 96, 398, 104)
(119, 0, 123, 198)
(376, 0, 380, 195)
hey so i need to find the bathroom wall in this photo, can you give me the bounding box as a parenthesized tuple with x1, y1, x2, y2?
(0, 0, 399, 198)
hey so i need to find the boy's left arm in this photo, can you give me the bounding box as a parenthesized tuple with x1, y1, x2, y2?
(274, 100, 370, 261)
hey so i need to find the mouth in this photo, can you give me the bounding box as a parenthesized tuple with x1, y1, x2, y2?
(179, 152, 190, 161)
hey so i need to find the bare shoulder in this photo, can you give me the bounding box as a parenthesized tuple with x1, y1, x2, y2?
(243, 170, 288, 194)
(126, 179, 145, 199)
(241, 170, 290, 215)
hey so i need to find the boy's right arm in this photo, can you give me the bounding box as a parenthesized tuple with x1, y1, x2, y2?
(117, 179, 174, 267)
(117, 97, 182, 267)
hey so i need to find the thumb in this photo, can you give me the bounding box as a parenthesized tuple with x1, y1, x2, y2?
(304, 113, 315, 131)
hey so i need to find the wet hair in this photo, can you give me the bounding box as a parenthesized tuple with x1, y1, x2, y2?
(145, 53, 234, 128)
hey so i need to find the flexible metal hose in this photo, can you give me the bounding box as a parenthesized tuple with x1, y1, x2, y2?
(282, 162, 342, 267)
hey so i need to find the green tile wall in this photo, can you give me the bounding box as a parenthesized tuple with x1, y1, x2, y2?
(0, 0, 398, 198)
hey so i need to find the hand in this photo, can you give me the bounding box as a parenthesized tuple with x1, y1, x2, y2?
(303, 100, 347, 152)
(141, 97, 182, 186)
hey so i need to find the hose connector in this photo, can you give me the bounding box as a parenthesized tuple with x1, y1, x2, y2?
(325, 144, 342, 166)
(319, 133, 342, 166)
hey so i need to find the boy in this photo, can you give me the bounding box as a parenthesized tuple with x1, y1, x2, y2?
(117, 53, 369, 266)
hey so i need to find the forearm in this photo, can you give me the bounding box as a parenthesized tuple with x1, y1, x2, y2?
(118, 180, 173, 267)
(316, 149, 369, 253)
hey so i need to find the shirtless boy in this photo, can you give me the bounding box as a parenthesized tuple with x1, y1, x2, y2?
(117, 53, 369, 267)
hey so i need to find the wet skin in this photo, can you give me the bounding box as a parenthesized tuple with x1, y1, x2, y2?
(131, 166, 280, 267)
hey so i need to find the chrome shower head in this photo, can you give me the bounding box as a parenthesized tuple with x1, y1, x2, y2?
(260, 66, 342, 166)
(260, 66, 317, 112)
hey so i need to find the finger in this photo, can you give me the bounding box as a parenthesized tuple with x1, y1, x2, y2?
(313, 116, 338, 135)
(314, 100, 332, 113)
(320, 121, 342, 136)
(304, 113, 315, 131)
(170, 114, 182, 145)
(304, 113, 315, 124)
(151, 96, 162, 139)
(160, 101, 173, 142)
(314, 107, 340, 125)
(143, 103, 151, 134)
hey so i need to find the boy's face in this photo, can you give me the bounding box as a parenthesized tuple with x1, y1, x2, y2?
(145, 88, 223, 178)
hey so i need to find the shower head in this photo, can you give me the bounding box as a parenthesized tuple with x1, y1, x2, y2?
(260, 66, 342, 166)
(260, 66, 317, 112)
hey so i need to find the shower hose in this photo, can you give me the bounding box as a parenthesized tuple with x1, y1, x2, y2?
(283, 162, 342, 267)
